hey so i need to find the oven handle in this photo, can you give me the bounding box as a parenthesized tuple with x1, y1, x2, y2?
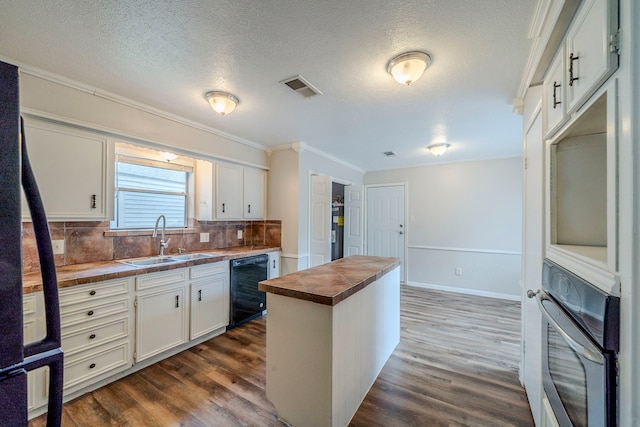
(535, 291, 605, 365)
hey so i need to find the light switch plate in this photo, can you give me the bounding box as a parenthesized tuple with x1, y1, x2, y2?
(52, 239, 64, 255)
(237, 230, 243, 239)
(200, 233, 209, 243)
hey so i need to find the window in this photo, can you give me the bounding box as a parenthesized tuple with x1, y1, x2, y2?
(114, 155, 191, 229)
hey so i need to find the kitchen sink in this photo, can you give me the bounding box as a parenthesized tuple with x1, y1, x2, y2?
(119, 253, 215, 267)
(168, 253, 214, 261)
(119, 257, 181, 267)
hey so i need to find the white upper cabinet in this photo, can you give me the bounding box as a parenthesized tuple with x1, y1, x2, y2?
(22, 118, 113, 221)
(243, 168, 266, 219)
(216, 163, 244, 219)
(543, 46, 567, 137)
(214, 163, 266, 220)
(565, 0, 619, 113)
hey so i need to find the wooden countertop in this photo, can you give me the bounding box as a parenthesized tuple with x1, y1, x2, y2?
(22, 246, 280, 294)
(258, 255, 400, 306)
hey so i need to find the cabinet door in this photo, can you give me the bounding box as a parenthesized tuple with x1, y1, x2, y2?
(243, 168, 266, 219)
(195, 159, 214, 221)
(565, 0, 618, 113)
(216, 163, 243, 219)
(190, 273, 229, 339)
(268, 251, 281, 279)
(135, 286, 188, 362)
(543, 47, 566, 137)
(22, 119, 112, 220)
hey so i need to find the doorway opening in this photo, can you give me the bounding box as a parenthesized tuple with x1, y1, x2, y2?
(331, 182, 345, 261)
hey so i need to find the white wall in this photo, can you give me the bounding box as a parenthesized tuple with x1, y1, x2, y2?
(364, 157, 523, 299)
(19, 72, 268, 168)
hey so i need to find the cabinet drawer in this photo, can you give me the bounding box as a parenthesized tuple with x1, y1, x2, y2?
(136, 268, 186, 291)
(190, 262, 228, 280)
(59, 278, 130, 306)
(62, 315, 129, 356)
(61, 298, 129, 328)
(64, 341, 129, 389)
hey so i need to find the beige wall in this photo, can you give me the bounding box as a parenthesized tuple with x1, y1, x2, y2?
(365, 157, 523, 298)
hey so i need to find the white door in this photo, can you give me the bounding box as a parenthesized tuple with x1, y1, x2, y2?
(521, 110, 544, 425)
(309, 175, 331, 267)
(344, 185, 364, 256)
(366, 185, 405, 280)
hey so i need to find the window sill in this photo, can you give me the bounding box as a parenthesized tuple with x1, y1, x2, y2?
(104, 228, 198, 237)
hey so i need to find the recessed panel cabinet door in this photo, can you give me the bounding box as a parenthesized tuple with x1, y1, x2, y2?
(216, 163, 243, 219)
(243, 168, 265, 219)
(22, 119, 112, 220)
(135, 286, 188, 362)
(190, 274, 229, 339)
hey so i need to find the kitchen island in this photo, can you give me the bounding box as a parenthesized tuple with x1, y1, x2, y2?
(259, 255, 401, 427)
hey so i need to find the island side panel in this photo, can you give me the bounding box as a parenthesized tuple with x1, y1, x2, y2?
(265, 293, 333, 427)
(332, 266, 400, 426)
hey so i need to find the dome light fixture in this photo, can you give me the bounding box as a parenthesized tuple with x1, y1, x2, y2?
(387, 51, 432, 85)
(427, 143, 450, 156)
(204, 91, 239, 116)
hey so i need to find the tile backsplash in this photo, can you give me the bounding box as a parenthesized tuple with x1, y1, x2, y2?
(22, 219, 281, 274)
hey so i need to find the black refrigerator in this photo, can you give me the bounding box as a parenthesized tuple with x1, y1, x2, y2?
(0, 61, 63, 425)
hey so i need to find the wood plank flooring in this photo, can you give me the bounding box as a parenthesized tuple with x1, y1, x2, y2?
(30, 286, 533, 427)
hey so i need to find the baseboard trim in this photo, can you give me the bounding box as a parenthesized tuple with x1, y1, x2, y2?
(406, 281, 521, 302)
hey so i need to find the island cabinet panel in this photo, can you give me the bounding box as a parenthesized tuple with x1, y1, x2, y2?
(265, 263, 400, 427)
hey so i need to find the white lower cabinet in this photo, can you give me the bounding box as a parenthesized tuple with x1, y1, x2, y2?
(189, 261, 229, 339)
(23, 293, 48, 414)
(134, 269, 189, 362)
(59, 278, 133, 394)
(268, 251, 281, 279)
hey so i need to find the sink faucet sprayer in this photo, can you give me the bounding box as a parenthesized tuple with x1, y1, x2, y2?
(152, 215, 171, 256)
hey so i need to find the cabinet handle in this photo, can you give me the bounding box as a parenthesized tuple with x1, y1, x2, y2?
(569, 53, 579, 86)
(176, 295, 180, 308)
(198, 289, 202, 302)
(89, 290, 96, 296)
(273, 259, 276, 269)
(552, 81, 561, 109)
(91, 194, 96, 209)
(248, 204, 251, 214)
(87, 310, 94, 316)
(222, 203, 225, 213)
(89, 334, 96, 340)
(89, 363, 96, 369)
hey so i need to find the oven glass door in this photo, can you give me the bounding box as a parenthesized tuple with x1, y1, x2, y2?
(539, 293, 613, 427)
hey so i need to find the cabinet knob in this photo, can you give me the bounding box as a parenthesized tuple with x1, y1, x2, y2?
(87, 310, 94, 316)
(89, 363, 96, 369)
(89, 334, 96, 340)
(89, 290, 96, 296)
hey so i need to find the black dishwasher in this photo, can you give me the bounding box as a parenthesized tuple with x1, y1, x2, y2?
(228, 254, 268, 329)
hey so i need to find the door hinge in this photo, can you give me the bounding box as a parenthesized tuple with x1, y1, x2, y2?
(609, 29, 621, 55)
(133, 352, 137, 362)
(134, 297, 138, 307)
(524, 157, 528, 170)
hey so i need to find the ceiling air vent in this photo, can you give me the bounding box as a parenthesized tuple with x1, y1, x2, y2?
(280, 75, 322, 98)
(383, 151, 397, 157)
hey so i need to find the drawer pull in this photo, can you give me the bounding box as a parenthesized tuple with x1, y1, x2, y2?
(87, 310, 94, 316)
(89, 290, 96, 296)
(89, 363, 96, 369)
(89, 334, 96, 340)
(198, 289, 202, 302)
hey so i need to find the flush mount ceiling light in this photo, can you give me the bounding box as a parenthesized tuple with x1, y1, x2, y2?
(204, 91, 239, 116)
(387, 51, 432, 85)
(427, 143, 450, 156)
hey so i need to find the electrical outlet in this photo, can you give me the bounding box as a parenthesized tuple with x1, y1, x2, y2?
(237, 230, 243, 240)
(52, 239, 65, 255)
(455, 267, 463, 276)
(199, 233, 209, 243)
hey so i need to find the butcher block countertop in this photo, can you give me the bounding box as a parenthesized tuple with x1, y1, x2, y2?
(22, 246, 280, 294)
(259, 255, 400, 306)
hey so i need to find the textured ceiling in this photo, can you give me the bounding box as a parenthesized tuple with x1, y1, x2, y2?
(0, 0, 536, 171)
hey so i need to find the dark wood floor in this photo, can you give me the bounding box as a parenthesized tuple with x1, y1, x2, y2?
(30, 286, 533, 426)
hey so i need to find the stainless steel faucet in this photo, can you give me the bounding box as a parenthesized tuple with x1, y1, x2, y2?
(152, 215, 171, 256)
